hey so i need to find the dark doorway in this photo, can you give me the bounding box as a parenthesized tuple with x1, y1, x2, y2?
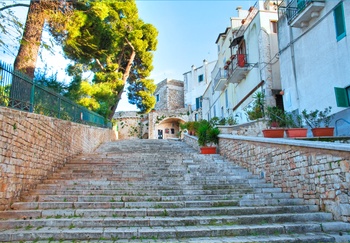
(157, 129, 163, 139)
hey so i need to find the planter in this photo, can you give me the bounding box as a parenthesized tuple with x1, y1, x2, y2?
(262, 129, 285, 138)
(285, 128, 308, 138)
(311, 127, 334, 137)
(200, 146, 217, 154)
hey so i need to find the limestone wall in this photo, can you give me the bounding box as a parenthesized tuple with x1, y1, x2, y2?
(218, 135, 350, 222)
(0, 107, 116, 209)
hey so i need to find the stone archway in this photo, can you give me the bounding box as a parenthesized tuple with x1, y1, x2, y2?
(154, 117, 186, 140)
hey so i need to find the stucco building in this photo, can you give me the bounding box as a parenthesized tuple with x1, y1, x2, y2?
(202, 1, 281, 124)
(278, 0, 350, 135)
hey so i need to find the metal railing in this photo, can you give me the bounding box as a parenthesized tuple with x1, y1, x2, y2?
(213, 68, 227, 89)
(278, 0, 325, 23)
(0, 61, 111, 128)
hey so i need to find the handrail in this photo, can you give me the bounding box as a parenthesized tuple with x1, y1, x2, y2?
(335, 118, 350, 136)
(0, 60, 111, 129)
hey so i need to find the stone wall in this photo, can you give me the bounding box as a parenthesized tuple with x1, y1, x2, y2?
(114, 111, 148, 140)
(0, 107, 116, 209)
(154, 79, 184, 111)
(218, 134, 350, 222)
(218, 119, 268, 137)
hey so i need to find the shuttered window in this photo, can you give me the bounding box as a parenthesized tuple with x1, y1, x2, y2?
(334, 87, 350, 107)
(334, 2, 346, 41)
(195, 96, 202, 110)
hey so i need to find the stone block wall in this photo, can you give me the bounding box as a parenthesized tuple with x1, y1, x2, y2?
(0, 107, 116, 210)
(218, 135, 350, 222)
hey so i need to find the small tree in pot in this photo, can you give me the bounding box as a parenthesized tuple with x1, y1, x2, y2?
(197, 120, 220, 154)
(301, 106, 334, 137)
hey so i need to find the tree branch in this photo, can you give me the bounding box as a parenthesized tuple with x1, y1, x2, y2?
(95, 58, 104, 70)
(0, 4, 30, 12)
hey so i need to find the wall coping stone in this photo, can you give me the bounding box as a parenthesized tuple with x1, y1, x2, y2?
(219, 134, 350, 152)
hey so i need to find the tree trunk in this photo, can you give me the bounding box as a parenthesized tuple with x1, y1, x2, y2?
(108, 40, 136, 120)
(13, 0, 45, 78)
(10, 0, 45, 110)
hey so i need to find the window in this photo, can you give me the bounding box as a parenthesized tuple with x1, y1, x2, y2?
(225, 89, 228, 108)
(198, 74, 204, 82)
(334, 2, 346, 41)
(156, 94, 160, 102)
(271, 21, 277, 33)
(195, 96, 202, 110)
(334, 86, 350, 107)
(171, 128, 175, 134)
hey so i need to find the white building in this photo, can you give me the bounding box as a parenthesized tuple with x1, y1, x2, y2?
(278, 0, 350, 135)
(203, 1, 281, 124)
(183, 59, 216, 121)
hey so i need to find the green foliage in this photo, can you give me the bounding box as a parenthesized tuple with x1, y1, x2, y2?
(127, 79, 156, 113)
(285, 113, 303, 128)
(245, 91, 265, 120)
(34, 65, 68, 95)
(302, 106, 333, 128)
(227, 116, 238, 126)
(209, 117, 220, 126)
(50, 0, 158, 118)
(265, 106, 287, 127)
(197, 120, 220, 147)
(218, 117, 226, 125)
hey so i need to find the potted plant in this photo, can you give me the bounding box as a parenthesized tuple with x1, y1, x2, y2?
(245, 91, 265, 121)
(301, 106, 334, 137)
(197, 120, 220, 154)
(284, 113, 307, 138)
(262, 106, 286, 138)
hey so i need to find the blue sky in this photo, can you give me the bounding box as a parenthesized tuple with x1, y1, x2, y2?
(137, 0, 253, 82)
(1, 0, 254, 111)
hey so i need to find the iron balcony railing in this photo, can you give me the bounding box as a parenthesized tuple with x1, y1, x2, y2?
(0, 61, 111, 128)
(213, 68, 228, 90)
(279, 0, 325, 24)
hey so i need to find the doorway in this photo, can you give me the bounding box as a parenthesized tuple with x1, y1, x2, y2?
(157, 129, 163, 139)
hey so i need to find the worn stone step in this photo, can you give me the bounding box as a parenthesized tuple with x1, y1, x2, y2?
(26, 186, 259, 195)
(0, 212, 333, 230)
(5, 234, 337, 243)
(2, 139, 348, 242)
(0, 205, 321, 220)
(0, 222, 332, 242)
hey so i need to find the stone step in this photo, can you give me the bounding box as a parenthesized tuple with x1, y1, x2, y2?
(0, 205, 321, 220)
(0, 212, 333, 229)
(0, 222, 338, 242)
(2, 139, 349, 242)
(1, 234, 338, 243)
(22, 189, 291, 200)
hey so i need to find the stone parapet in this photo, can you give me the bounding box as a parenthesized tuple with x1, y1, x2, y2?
(218, 134, 350, 222)
(0, 107, 116, 210)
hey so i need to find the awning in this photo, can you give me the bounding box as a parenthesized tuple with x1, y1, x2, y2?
(230, 36, 243, 48)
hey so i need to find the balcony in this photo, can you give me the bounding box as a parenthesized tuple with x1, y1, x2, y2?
(281, 0, 325, 28)
(226, 54, 250, 84)
(213, 68, 228, 91)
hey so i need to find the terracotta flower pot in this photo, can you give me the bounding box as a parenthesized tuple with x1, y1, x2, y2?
(285, 128, 308, 138)
(262, 129, 285, 138)
(200, 146, 217, 154)
(311, 127, 334, 137)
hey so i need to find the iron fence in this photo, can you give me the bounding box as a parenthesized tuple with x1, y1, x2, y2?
(0, 61, 111, 128)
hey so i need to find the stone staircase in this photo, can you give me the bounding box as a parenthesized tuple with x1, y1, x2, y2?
(0, 139, 349, 242)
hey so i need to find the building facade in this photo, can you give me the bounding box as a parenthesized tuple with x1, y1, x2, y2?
(115, 79, 188, 140)
(183, 59, 216, 121)
(278, 0, 350, 135)
(202, 1, 281, 124)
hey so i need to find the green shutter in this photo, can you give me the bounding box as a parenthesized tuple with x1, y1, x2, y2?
(334, 87, 349, 107)
(334, 3, 346, 41)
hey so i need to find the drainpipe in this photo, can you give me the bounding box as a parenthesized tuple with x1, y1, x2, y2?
(289, 26, 300, 108)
